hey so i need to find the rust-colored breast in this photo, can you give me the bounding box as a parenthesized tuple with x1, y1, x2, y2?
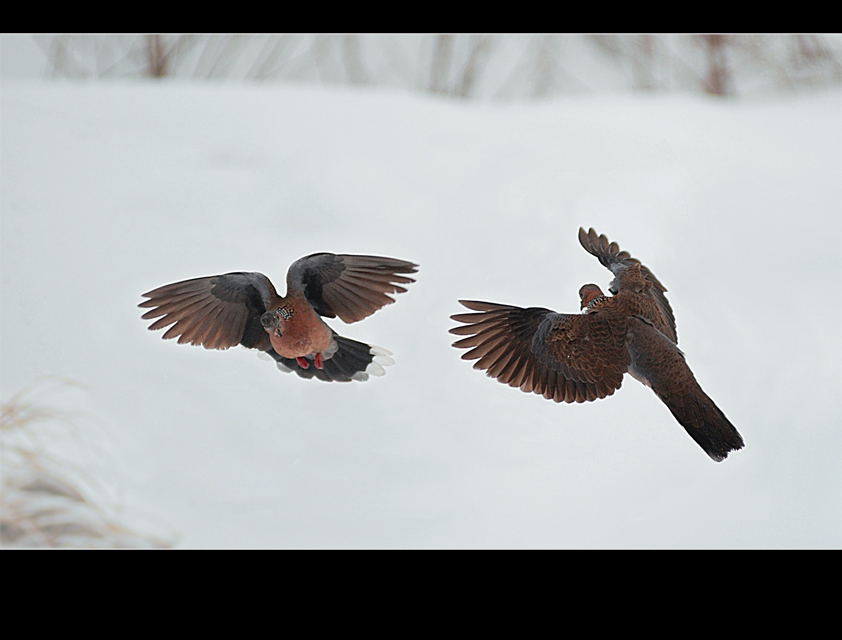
(268, 294, 332, 358)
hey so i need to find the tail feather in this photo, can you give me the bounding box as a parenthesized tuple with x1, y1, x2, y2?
(658, 389, 745, 462)
(626, 317, 744, 462)
(266, 335, 393, 382)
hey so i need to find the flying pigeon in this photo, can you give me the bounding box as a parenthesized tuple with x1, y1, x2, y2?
(140, 253, 418, 382)
(449, 228, 744, 462)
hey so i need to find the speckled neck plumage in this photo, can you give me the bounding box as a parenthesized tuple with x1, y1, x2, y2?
(586, 295, 607, 311)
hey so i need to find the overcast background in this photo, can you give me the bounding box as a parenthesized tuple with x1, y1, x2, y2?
(1, 34, 840, 548)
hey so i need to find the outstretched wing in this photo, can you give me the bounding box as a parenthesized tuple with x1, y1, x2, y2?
(625, 316, 744, 462)
(578, 227, 677, 343)
(286, 253, 418, 323)
(449, 300, 630, 403)
(139, 272, 276, 350)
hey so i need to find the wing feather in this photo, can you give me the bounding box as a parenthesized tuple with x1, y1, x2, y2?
(449, 300, 630, 403)
(287, 253, 418, 323)
(139, 272, 276, 350)
(578, 227, 677, 343)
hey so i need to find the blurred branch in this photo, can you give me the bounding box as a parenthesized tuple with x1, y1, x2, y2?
(343, 34, 369, 85)
(589, 34, 666, 91)
(144, 34, 198, 78)
(200, 34, 252, 79)
(697, 34, 731, 95)
(635, 34, 658, 90)
(455, 35, 494, 98)
(430, 34, 454, 94)
(34, 34, 841, 100)
(529, 35, 559, 97)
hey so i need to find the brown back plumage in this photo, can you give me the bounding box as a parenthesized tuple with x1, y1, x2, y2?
(578, 227, 677, 343)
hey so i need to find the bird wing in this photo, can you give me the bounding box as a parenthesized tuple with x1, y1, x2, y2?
(578, 227, 677, 343)
(624, 316, 744, 461)
(286, 253, 418, 323)
(449, 300, 630, 403)
(139, 272, 276, 350)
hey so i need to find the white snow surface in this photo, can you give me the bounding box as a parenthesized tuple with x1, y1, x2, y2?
(1, 81, 840, 548)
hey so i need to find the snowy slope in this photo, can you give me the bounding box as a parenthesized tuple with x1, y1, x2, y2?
(1, 81, 839, 548)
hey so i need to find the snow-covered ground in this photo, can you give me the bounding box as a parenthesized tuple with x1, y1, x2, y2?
(1, 80, 839, 548)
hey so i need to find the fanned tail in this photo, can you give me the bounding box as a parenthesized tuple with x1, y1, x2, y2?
(266, 335, 394, 382)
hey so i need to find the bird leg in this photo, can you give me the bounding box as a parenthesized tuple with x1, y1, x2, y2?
(296, 356, 309, 369)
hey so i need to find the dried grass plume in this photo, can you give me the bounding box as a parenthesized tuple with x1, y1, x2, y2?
(1, 378, 172, 548)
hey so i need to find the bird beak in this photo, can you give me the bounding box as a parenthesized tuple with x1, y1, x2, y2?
(260, 310, 283, 337)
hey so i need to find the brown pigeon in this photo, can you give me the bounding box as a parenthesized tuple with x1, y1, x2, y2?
(449, 228, 744, 462)
(140, 253, 417, 382)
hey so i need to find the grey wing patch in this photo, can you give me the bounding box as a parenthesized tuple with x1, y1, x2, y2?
(578, 227, 677, 343)
(286, 253, 418, 323)
(139, 272, 276, 350)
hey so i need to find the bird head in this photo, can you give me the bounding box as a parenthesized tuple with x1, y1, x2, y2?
(261, 305, 294, 336)
(578, 284, 605, 310)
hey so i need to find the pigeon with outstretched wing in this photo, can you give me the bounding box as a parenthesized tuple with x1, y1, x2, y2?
(450, 228, 743, 462)
(140, 253, 417, 382)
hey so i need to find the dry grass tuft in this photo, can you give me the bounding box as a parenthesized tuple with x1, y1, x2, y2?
(1, 378, 173, 548)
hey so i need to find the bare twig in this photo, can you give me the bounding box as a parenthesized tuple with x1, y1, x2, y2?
(455, 35, 494, 98)
(430, 34, 454, 94)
